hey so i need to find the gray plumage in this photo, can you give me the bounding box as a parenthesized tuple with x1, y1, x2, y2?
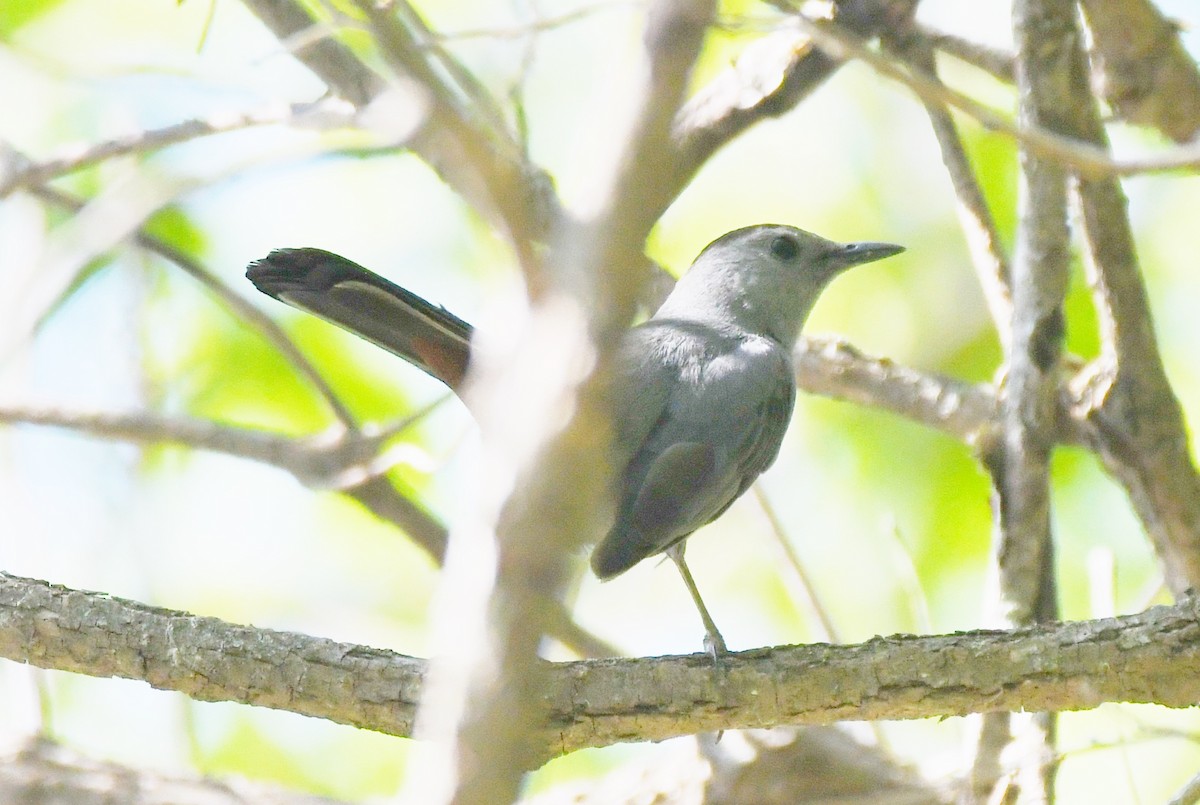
(592, 225, 904, 591)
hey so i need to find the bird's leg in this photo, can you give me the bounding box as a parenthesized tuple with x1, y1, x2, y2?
(666, 543, 728, 658)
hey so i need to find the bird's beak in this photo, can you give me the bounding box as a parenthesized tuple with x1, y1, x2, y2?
(829, 241, 905, 271)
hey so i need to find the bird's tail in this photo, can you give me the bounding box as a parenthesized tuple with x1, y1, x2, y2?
(246, 248, 474, 390)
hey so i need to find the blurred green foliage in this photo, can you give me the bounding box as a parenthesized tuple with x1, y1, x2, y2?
(0, 0, 70, 37)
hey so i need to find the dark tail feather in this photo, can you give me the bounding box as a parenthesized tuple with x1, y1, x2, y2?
(246, 248, 474, 390)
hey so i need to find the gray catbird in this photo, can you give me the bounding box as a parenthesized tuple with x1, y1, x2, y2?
(247, 225, 903, 653)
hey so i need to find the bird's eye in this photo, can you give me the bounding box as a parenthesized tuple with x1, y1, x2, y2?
(769, 235, 799, 261)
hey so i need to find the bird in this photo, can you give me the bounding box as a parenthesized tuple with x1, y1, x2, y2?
(247, 225, 903, 654)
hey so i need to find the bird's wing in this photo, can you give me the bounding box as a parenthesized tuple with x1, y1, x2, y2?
(591, 325, 795, 579)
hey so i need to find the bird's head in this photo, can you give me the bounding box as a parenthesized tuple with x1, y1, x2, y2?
(658, 224, 904, 348)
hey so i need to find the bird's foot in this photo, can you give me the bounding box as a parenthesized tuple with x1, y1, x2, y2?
(703, 629, 729, 662)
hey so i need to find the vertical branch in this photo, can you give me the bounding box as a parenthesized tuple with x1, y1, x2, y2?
(973, 0, 1080, 799)
(1001, 0, 1073, 630)
(1056, 11, 1200, 595)
(407, 2, 715, 803)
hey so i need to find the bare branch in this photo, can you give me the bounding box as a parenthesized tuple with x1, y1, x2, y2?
(31, 184, 360, 428)
(1047, 1, 1200, 593)
(3, 573, 1199, 761)
(0, 404, 622, 658)
(0, 402, 456, 565)
(1001, 0, 1074, 630)
(919, 24, 1014, 83)
(239, 0, 385, 106)
(890, 35, 1013, 343)
(348, 0, 555, 282)
(673, 1, 917, 204)
(1167, 766, 1200, 805)
(972, 0, 1083, 797)
(1069, 360, 1200, 595)
(795, 12, 1200, 178)
(0, 101, 353, 197)
(414, 1, 720, 800)
(338, 474, 450, 563)
(1079, 0, 1200, 143)
(0, 737, 352, 805)
(244, 0, 557, 274)
(0, 404, 422, 488)
(793, 335, 996, 443)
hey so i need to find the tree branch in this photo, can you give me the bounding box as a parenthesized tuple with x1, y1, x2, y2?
(411, 1, 720, 800)
(891, 35, 1013, 344)
(29, 183, 360, 428)
(671, 0, 918, 213)
(793, 335, 996, 443)
(242, 0, 558, 273)
(0, 736, 352, 805)
(3, 573, 1199, 763)
(1002, 0, 1073, 633)
(0, 101, 353, 197)
(0, 405, 625, 658)
(1079, 0, 1200, 143)
(970, 1, 1080, 798)
(795, 9, 1200, 178)
(1053, 17, 1200, 594)
(918, 23, 1013, 83)
(240, 0, 385, 106)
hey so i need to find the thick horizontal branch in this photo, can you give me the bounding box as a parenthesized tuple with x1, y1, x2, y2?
(2, 573, 1198, 762)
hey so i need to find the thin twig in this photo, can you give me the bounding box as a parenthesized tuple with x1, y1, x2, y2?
(793, 12, 1200, 178)
(917, 23, 1014, 83)
(350, 0, 553, 279)
(751, 487, 839, 643)
(0, 405, 419, 492)
(30, 184, 360, 428)
(0, 101, 352, 197)
(393, 1, 512, 136)
(893, 35, 1013, 345)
